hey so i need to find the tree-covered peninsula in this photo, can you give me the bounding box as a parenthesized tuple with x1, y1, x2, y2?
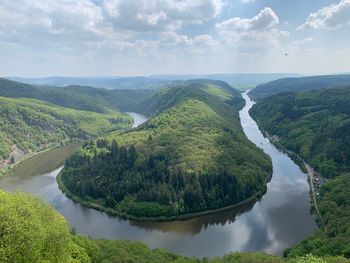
(59, 81, 272, 220)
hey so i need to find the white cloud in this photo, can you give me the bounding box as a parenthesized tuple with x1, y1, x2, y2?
(216, 7, 288, 52)
(217, 7, 279, 31)
(102, 0, 224, 32)
(0, 0, 108, 44)
(298, 0, 350, 30)
(0, 0, 224, 44)
(0, 0, 227, 71)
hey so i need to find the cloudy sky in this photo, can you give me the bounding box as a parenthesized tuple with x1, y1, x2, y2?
(0, 0, 350, 77)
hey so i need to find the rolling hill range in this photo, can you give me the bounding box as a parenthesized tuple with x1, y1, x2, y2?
(249, 74, 350, 101)
(8, 76, 166, 90)
(0, 78, 153, 113)
(0, 96, 131, 173)
(59, 81, 272, 220)
(9, 73, 300, 91)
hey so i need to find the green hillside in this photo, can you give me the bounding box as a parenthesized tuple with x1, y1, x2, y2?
(63, 85, 153, 112)
(1, 190, 347, 263)
(59, 82, 272, 220)
(249, 74, 350, 101)
(0, 96, 131, 173)
(136, 80, 244, 115)
(250, 86, 350, 258)
(0, 78, 153, 113)
(250, 87, 350, 177)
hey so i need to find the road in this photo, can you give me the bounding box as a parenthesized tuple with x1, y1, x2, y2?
(304, 162, 327, 232)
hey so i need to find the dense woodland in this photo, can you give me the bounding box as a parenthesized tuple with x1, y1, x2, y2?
(250, 87, 350, 178)
(250, 86, 350, 258)
(0, 96, 131, 171)
(249, 74, 350, 101)
(60, 82, 272, 218)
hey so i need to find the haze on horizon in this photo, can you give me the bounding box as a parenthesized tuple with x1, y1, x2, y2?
(0, 0, 350, 77)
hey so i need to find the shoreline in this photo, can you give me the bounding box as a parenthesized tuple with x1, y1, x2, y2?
(250, 116, 326, 231)
(57, 170, 271, 222)
(0, 140, 85, 177)
(0, 114, 137, 177)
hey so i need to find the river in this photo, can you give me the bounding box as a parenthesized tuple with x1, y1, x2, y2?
(0, 97, 317, 258)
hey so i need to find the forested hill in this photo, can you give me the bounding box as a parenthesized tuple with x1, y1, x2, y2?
(0, 96, 131, 173)
(136, 79, 245, 115)
(60, 82, 272, 220)
(250, 86, 350, 178)
(0, 78, 153, 113)
(250, 86, 350, 258)
(249, 74, 350, 101)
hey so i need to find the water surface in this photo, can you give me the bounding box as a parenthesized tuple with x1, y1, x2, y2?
(0, 103, 317, 257)
(125, 112, 148, 128)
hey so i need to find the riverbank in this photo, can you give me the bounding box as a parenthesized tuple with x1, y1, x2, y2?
(250, 117, 326, 231)
(57, 169, 271, 222)
(0, 140, 85, 177)
(0, 112, 145, 177)
(304, 163, 327, 232)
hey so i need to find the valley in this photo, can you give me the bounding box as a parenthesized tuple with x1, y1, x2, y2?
(0, 76, 349, 262)
(0, 87, 316, 258)
(2, 1, 350, 261)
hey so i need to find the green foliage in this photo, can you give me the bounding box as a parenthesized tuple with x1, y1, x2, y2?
(249, 74, 350, 101)
(0, 78, 153, 113)
(60, 82, 271, 219)
(0, 190, 90, 263)
(93, 240, 198, 263)
(0, 96, 131, 162)
(250, 87, 350, 178)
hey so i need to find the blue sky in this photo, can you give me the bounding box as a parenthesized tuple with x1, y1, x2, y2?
(0, 0, 349, 77)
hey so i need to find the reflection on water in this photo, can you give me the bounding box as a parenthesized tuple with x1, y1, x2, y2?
(130, 198, 257, 235)
(125, 112, 148, 128)
(3, 142, 83, 185)
(0, 106, 317, 258)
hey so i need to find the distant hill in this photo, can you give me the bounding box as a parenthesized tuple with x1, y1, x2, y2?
(0, 78, 153, 113)
(63, 86, 153, 112)
(8, 73, 300, 91)
(136, 79, 244, 115)
(249, 74, 350, 101)
(151, 73, 301, 90)
(8, 76, 166, 90)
